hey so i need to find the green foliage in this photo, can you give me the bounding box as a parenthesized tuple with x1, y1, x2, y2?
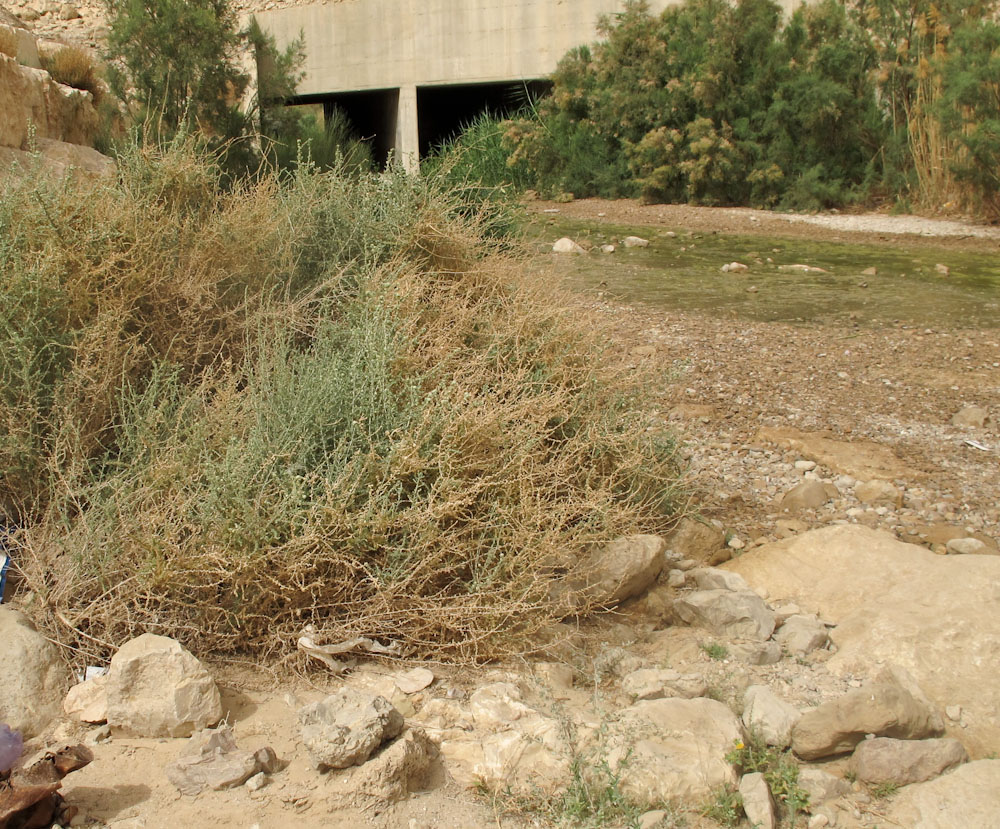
(936, 18, 1000, 216)
(870, 781, 899, 799)
(726, 734, 810, 823)
(701, 787, 743, 827)
(507, 0, 886, 208)
(103, 0, 248, 136)
(701, 642, 729, 660)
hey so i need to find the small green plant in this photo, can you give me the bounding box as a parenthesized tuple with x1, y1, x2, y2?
(726, 732, 810, 823)
(42, 46, 103, 102)
(702, 642, 729, 661)
(702, 786, 743, 827)
(870, 781, 899, 799)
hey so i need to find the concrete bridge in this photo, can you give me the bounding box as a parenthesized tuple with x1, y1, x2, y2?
(255, 0, 804, 168)
(254, 0, 678, 167)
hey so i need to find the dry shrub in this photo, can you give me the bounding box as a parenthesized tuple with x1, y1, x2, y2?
(42, 45, 103, 103)
(0, 27, 18, 59)
(7, 139, 684, 666)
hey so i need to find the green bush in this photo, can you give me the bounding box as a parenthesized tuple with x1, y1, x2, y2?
(506, 0, 887, 208)
(3, 137, 684, 663)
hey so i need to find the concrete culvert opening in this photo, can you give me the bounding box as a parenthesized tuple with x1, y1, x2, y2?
(417, 80, 550, 157)
(313, 87, 400, 167)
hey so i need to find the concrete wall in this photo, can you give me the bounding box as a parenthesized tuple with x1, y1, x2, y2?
(254, 0, 675, 97)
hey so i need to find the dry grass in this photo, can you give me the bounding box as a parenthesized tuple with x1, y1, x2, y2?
(42, 46, 103, 103)
(4, 138, 684, 668)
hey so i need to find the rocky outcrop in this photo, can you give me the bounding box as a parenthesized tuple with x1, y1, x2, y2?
(885, 760, 1000, 828)
(0, 52, 96, 149)
(850, 737, 968, 786)
(0, 607, 71, 738)
(297, 689, 404, 770)
(726, 525, 1000, 756)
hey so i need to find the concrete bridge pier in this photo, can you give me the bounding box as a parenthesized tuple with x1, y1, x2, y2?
(394, 84, 419, 172)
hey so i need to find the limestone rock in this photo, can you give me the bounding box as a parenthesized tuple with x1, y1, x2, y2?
(621, 668, 707, 701)
(329, 728, 436, 804)
(0, 607, 72, 738)
(578, 534, 666, 606)
(394, 667, 434, 695)
(774, 614, 829, 656)
(850, 737, 968, 786)
(797, 767, 851, 804)
(730, 641, 783, 665)
(297, 688, 404, 770)
(667, 518, 728, 565)
(724, 525, 1000, 755)
(63, 674, 108, 723)
(946, 537, 988, 556)
(623, 235, 649, 248)
(57, 3, 79, 20)
(165, 726, 260, 796)
(951, 406, 988, 428)
(739, 772, 775, 829)
(552, 237, 584, 254)
(742, 685, 801, 748)
(779, 480, 831, 512)
(607, 698, 743, 804)
(690, 567, 749, 592)
(791, 667, 943, 760)
(105, 634, 222, 738)
(854, 479, 901, 505)
(721, 261, 749, 273)
(673, 589, 775, 640)
(884, 760, 1000, 828)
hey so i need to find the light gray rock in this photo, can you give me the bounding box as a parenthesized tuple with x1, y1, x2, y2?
(579, 534, 666, 606)
(0, 607, 72, 738)
(742, 685, 801, 748)
(691, 567, 750, 592)
(730, 641, 783, 665)
(621, 668, 707, 701)
(797, 767, 851, 804)
(63, 674, 108, 723)
(673, 589, 775, 640)
(854, 479, 901, 505)
(57, 3, 79, 19)
(607, 698, 744, 804)
(623, 235, 649, 248)
(850, 737, 968, 786)
(105, 633, 222, 738)
(165, 726, 260, 796)
(779, 480, 833, 512)
(774, 614, 829, 655)
(327, 728, 436, 804)
(951, 406, 989, 428)
(946, 537, 988, 556)
(552, 237, 584, 254)
(739, 772, 775, 829)
(791, 667, 943, 760)
(885, 760, 1000, 828)
(298, 688, 404, 770)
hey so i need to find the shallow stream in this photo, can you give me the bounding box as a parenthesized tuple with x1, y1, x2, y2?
(532, 218, 1000, 328)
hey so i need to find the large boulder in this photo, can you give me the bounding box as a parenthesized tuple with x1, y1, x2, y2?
(576, 534, 666, 606)
(742, 685, 800, 749)
(850, 737, 968, 786)
(606, 698, 743, 804)
(885, 760, 1000, 828)
(725, 525, 1000, 756)
(105, 633, 222, 738)
(0, 607, 71, 737)
(791, 667, 943, 760)
(297, 688, 404, 770)
(673, 589, 775, 640)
